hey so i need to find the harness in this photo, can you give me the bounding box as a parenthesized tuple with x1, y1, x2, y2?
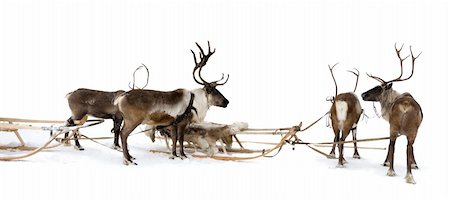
(157, 93, 197, 130)
(172, 92, 197, 126)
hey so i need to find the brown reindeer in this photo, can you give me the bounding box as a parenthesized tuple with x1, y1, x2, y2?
(66, 89, 125, 150)
(115, 42, 229, 165)
(361, 44, 423, 184)
(327, 64, 363, 167)
(158, 122, 247, 156)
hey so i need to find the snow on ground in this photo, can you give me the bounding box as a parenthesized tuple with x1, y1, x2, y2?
(0, 117, 447, 200)
(1, 0, 448, 200)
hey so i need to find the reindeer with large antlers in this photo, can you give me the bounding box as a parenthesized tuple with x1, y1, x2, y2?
(361, 44, 423, 184)
(327, 64, 363, 167)
(115, 42, 229, 165)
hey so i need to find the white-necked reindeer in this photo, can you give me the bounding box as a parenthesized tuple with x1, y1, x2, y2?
(115, 42, 229, 165)
(361, 44, 422, 184)
(327, 64, 363, 167)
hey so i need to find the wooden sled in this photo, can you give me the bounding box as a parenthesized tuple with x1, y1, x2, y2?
(0, 117, 103, 161)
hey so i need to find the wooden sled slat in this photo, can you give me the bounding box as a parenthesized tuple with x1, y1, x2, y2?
(0, 117, 66, 124)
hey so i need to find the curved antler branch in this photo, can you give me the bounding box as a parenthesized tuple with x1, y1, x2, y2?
(212, 73, 230, 86)
(367, 43, 421, 86)
(347, 68, 360, 93)
(395, 45, 422, 82)
(391, 43, 411, 82)
(191, 50, 204, 85)
(328, 63, 339, 98)
(366, 73, 386, 84)
(191, 41, 221, 86)
(128, 64, 150, 90)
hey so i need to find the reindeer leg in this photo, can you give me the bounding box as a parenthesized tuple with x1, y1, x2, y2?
(169, 126, 178, 159)
(386, 136, 397, 176)
(219, 139, 228, 155)
(112, 116, 123, 150)
(73, 130, 84, 151)
(120, 120, 140, 165)
(411, 145, 419, 169)
(64, 117, 75, 145)
(164, 134, 171, 151)
(178, 126, 187, 159)
(405, 140, 416, 184)
(329, 127, 339, 159)
(337, 128, 350, 168)
(351, 127, 360, 159)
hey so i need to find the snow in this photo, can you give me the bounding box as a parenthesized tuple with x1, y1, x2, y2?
(0, 0, 448, 200)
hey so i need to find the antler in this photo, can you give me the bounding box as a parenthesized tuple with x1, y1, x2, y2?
(347, 68, 360, 93)
(328, 63, 339, 98)
(367, 43, 421, 85)
(128, 63, 150, 90)
(403, 45, 422, 81)
(210, 73, 229, 86)
(191, 41, 227, 86)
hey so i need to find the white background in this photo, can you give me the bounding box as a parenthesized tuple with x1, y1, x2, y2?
(1, 0, 448, 200)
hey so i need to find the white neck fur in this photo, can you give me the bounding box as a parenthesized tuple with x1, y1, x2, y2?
(191, 88, 209, 122)
(380, 89, 400, 121)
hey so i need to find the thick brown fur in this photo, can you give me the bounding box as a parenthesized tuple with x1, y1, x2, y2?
(66, 88, 125, 150)
(385, 93, 422, 181)
(329, 92, 362, 166)
(362, 86, 423, 184)
(116, 89, 191, 163)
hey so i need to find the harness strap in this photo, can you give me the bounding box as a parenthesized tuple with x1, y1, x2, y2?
(157, 93, 197, 130)
(173, 92, 196, 125)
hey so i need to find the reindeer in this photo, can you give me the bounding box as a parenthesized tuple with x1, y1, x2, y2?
(327, 64, 363, 167)
(115, 42, 229, 165)
(361, 44, 422, 184)
(65, 89, 125, 150)
(158, 122, 247, 156)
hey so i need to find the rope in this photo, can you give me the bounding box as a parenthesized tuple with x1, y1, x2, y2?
(292, 136, 391, 146)
(0, 119, 104, 161)
(0, 129, 74, 161)
(150, 126, 299, 161)
(79, 134, 123, 152)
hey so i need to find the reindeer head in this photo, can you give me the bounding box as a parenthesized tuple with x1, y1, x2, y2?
(191, 41, 229, 108)
(362, 44, 421, 102)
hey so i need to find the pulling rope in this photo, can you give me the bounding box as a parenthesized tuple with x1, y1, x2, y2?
(292, 136, 391, 146)
(0, 119, 104, 161)
(149, 111, 332, 161)
(168, 126, 299, 161)
(79, 134, 123, 152)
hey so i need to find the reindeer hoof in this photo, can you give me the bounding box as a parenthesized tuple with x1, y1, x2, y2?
(382, 161, 390, 167)
(353, 154, 361, 159)
(74, 146, 85, 151)
(405, 173, 416, 184)
(169, 156, 175, 160)
(123, 158, 138, 165)
(111, 145, 122, 151)
(328, 153, 336, 159)
(386, 169, 396, 177)
(336, 164, 345, 168)
(411, 163, 419, 169)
